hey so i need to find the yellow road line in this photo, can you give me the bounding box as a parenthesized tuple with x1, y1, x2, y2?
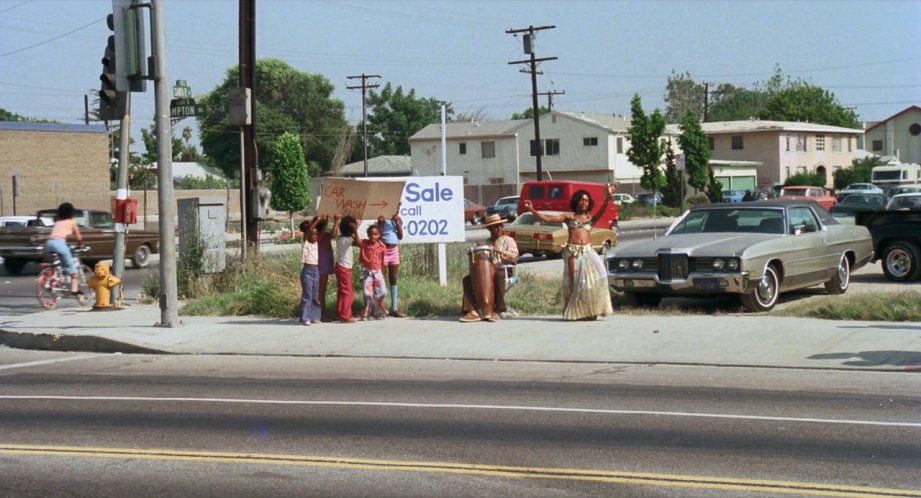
(2, 444, 919, 498)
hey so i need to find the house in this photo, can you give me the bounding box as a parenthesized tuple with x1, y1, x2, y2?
(699, 120, 863, 189)
(0, 121, 109, 215)
(150, 161, 227, 185)
(329, 155, 413, 178)
(862, 105, 921, 165)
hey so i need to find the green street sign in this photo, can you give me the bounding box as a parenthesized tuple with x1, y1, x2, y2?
(170, 97, 197, 118)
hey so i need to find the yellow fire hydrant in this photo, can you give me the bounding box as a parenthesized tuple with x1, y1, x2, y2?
(88, 262, 121, 310)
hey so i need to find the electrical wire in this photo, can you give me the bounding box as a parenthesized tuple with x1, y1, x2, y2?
(0, 16, 103, 57)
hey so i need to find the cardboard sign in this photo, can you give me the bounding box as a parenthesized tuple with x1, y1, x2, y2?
(316, 177, 406, 219)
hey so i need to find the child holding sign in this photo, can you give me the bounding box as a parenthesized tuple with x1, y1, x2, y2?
(357, 223, 388, 320)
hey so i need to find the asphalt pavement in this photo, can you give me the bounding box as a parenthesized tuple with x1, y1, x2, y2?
(1, 216, 920, 373)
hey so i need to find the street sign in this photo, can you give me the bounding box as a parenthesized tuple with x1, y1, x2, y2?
(676, 154, 686, 171)
(169, 98, 196, 118)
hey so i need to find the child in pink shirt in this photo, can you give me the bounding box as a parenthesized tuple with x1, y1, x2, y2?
(357, 223, 388, 320)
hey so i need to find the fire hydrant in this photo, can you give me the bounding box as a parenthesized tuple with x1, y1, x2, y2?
(88, 262, 121, 310)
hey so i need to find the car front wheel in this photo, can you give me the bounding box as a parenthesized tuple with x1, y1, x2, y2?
(132, 244, 152, 269)
(470, 214, 483, 225)
(741, 265, 779, 312)
(824, 253, 850, 295)
(881, 241, 921, 282)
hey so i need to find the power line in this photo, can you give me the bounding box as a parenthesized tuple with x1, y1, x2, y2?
(0, 16, 103, 57)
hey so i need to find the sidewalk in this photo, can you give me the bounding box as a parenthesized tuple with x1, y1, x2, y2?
(2, 304, 920, 372)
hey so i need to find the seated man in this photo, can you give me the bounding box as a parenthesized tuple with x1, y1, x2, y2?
(460, 214, 519, 322)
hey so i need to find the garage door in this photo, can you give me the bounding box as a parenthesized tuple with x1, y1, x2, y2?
(732, 176, 756, 191)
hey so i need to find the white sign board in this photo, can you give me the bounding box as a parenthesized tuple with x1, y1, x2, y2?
(363, 176, 465, 243)
(676, 154, 686, 171)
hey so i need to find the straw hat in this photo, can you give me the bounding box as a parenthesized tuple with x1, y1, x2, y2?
(482, 213, 507, 227)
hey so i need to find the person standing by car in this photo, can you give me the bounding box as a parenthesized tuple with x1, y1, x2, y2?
(523, 185, 616, 321)
(44, 202, 84, 295)
(377, 213, 406, 317)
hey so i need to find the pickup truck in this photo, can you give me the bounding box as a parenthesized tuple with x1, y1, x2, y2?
(855, 209, 921, 282)
(0, 208, 159, 275)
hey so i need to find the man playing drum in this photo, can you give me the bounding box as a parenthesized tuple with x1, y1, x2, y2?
(460, 213, 519, 322)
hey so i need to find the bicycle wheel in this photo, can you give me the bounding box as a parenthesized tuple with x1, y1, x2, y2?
(75, 264, 95, 306)
(36, 268, 62, 309)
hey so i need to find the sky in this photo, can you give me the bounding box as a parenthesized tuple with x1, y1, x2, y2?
(1, 0, 919, 148)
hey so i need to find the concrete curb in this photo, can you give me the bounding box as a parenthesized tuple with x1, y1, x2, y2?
(0, 329, 166, 355)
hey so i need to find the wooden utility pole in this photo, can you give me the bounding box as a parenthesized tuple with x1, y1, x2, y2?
(538, 90, 565, 111)
(346, 74, 380, 177)
(506, 25, 557, 181)
(239, 0, 258, 252)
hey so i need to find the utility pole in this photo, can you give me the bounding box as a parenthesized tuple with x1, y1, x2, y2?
(346, 74, 380, 177)
(702, 82, 727, 123)
(506, 25, 556, 181)
(538, 89, 565, 111)
(239, 0, 258, 254)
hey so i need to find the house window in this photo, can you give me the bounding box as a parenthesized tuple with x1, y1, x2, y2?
(815, 134, 825, 151)
(831, 137, 842, 152)
(529, 139, 543, 157)
(731, 135, 744, 150)
(796, 134, 807, 152)
(481, 141, 496, 158)
(459, 142, 466, 155)
(847, 137, 852, 152)
(545, 139, 560, 156)
(489, 177, 504, 184)
(616, 137, 624, 154)
(910, 123, 921, 136)
(872, 140, 883, 152)
(709, 137, 715, 151)
(583, 136, 598, 146)
(785, 136, 791, 152)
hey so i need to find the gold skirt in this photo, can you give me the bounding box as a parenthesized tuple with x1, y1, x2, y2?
(561, 244, 613, 320)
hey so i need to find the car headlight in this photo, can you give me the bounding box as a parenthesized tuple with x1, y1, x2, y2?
(631, 259, 644, 270)
(617, 259, 629, 270)
(712, 259, 724, 271)
(726, 259, 739, 271)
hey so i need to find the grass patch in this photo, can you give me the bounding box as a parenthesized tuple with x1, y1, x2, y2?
(773, 291, 921, 321)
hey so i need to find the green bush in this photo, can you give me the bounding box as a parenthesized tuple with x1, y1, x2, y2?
(686, 194, 710, 207)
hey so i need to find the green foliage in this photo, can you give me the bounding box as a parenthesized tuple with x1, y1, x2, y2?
(776, 291, 921, 321)
(784, 172, 826, 187)
(833, 156, 882, 189)
(664, 70, 705, 124)
(618, 203, 682, 220)
(707, 87, 768, 122)
(660, 141, 683, 207)
(677, 109, 711, 191)
(705, 166, 723, 203)
(0, 106, 56, 123)
(351, 82, 452, 162)
(268, 132, 311, 227)
(197, 59, 348, 178)
(511, 106, 550, 120)
(686, 194, 710, 207)
(759, 81, 859, 128)
(176, 174, 228, 190)
(141, 124, 184, 163)
(627, 94, 667, 192)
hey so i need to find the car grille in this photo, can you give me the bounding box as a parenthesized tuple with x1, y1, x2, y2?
(658, 253, 689, 280)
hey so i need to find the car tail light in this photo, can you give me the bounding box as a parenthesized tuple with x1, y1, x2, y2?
(543, 234, 553, 241)
(532, 233, 541, 240)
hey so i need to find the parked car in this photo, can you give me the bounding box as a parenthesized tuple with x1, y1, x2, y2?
(636, 192, 664, 206)
(0, 208, 159, 275)
(464, 199, 486, 225)
(885, 185, 921, 200)
(838, 183, 884, 199)
(485, 195, 520, 222)
(606, 200, 873, 312)
(519, 180, 619, 229)
(886, 192, 921, 210)
(830, 193, 885, 218)
(611, 193, 635, 205)
(776, 186, 837, 211)
(0, 216, 36, 228)
(722, 189, 747, 203)
(753, 187, 776, 200)
(855, 209, 921, 282)
(506, 211, 616, 258)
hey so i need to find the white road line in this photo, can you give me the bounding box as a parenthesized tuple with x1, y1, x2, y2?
(1, 395, 918, 428)
(0, 355, 98, 371)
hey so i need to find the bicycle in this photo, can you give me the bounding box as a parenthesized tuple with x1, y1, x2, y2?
(36, 245, 94, 309)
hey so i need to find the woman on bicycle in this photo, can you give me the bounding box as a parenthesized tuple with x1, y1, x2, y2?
(44, 202, 83, 295)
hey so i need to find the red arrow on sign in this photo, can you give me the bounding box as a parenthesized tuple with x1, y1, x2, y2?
(369, 201, 389, 209)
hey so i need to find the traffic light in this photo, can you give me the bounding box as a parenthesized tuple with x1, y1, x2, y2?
(98, 13, 126, 121)
(112, 0, 147, 92)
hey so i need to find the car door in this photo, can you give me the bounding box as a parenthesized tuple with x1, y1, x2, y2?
(784, 206, 831, 287)
(78, 211, 117, 260)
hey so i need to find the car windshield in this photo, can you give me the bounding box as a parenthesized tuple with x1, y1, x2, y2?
(887, 195, 921, 210)
(496, 197, 518, 207)
(840, 195, 883, 205)
(669, 208, 787, 235)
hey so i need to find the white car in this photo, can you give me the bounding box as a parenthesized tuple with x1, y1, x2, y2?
(841, 183, 884, 196)
(0, 216, 36, 228)
(611, 193, 635, 205)
(886, 192, 921, 210)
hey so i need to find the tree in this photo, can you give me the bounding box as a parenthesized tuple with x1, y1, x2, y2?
(268, 132, 311, 233)
(660, 140, 683, 207)
(664, 71, 705, 124)
(626, 94, 667, 194)
(784, 172, 826, 187)
(197, 59, 348, 178)
(351, 82, 452, 162)
(140, 125, 183, 163)
(510, 106, 550, 120)
(705, 166, 723, 203)
(759, 81, 859, 128)
(677, 109, 711, 192)
(833, 156, 881, 190)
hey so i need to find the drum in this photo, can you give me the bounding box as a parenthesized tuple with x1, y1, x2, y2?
(467, 245, 496, 319)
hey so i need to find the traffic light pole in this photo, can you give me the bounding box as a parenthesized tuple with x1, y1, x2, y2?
(111, 93, 131, 305)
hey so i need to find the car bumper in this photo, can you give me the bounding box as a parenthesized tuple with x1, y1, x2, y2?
(608, 271, 753, 294)
(0, 245, 44, 259)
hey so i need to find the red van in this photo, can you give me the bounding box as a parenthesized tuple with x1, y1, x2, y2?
(518, 181, 619, 229)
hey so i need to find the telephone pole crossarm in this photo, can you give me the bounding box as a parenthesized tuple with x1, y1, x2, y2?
(346, 73, 381, 178)
(508, 56, 557, 65)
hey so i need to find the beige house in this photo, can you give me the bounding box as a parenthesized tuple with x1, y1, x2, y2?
(863, 105, 921, 165)
(0, 121, 110, 216)
(700, 120, 863, 189)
